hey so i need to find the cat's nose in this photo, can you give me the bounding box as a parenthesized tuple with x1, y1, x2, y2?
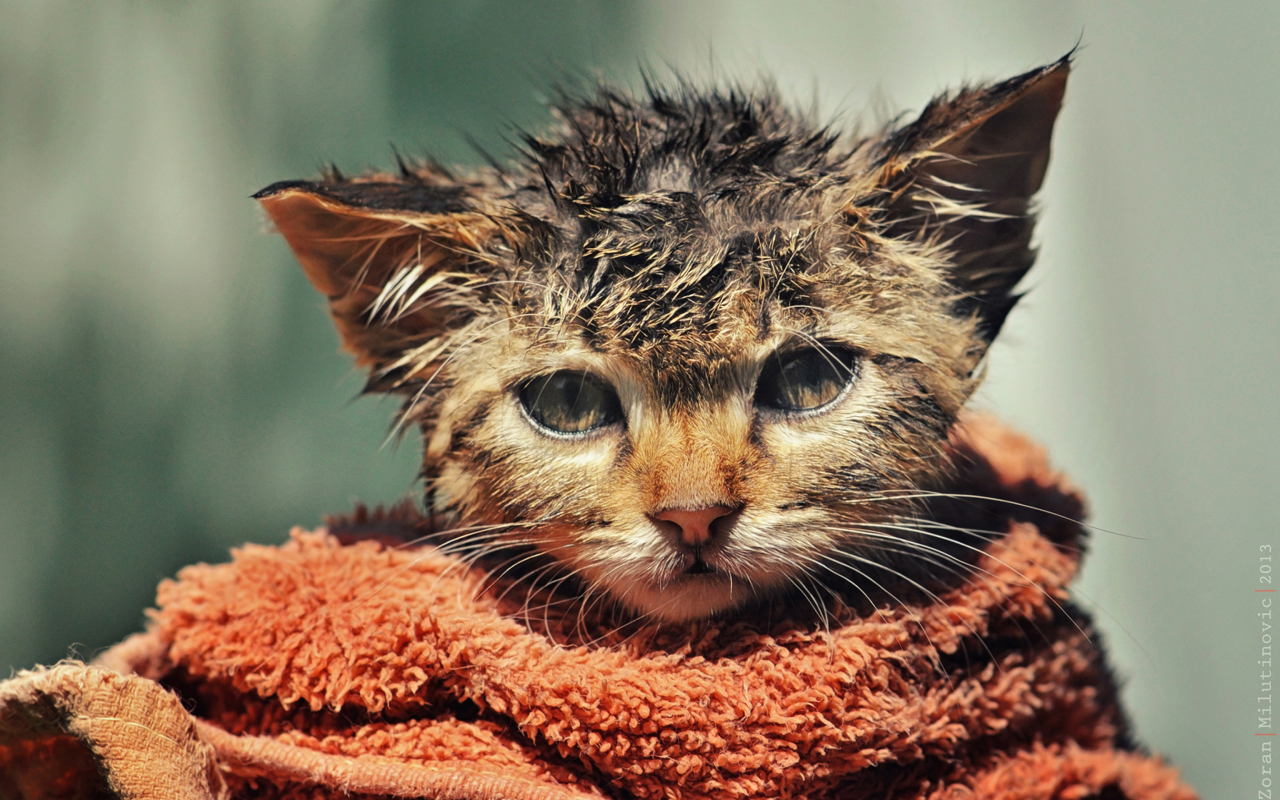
(652, 505, 736, 548)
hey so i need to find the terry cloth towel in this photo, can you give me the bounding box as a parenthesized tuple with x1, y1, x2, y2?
(0, 417, 1196, 800)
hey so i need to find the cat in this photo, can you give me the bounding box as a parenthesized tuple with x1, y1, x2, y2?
(256, 56, 1069, 625)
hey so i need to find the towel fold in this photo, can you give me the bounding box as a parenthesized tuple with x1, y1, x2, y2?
(0, 417, 1197, 799)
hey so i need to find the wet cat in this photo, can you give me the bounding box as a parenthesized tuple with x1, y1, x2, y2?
(256, 56, 1069, 624)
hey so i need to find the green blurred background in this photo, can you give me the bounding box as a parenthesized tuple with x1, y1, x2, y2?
(2, 2, 1275, 794)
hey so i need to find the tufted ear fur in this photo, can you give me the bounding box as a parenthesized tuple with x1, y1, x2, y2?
(874, 56, 1069, 342)
(256, 176, 504, 392)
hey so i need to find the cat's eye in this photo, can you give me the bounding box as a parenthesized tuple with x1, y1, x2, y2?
(518, 371, 624, 436)
(755, 347, 858, 413)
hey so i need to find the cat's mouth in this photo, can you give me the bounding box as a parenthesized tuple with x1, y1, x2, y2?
(684, 558, 716, 576)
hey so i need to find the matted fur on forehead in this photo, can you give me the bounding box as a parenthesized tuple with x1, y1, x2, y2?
(497, 83, 970, 372)
(509, 212, 973, 396)
(528, 79, 854, 205)
(257, 57, 1068, 418)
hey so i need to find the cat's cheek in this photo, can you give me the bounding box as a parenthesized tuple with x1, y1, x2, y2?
(433, 460, 480, 515)
(438, 396, 622, 525)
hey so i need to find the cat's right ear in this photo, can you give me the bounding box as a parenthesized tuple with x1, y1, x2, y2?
(255, 178, 503, 388)
(869, 56, 1070, 343)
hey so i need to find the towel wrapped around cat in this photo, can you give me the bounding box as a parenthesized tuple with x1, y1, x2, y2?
(0, 417, 1196, 800)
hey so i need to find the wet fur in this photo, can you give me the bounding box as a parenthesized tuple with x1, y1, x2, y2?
(258, 57, 1070, 623)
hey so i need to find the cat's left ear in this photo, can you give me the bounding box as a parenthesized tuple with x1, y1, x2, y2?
(255, 176, 505, 391)
(872, 56, 1070, 341)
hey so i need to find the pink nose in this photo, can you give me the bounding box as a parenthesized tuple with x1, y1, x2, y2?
(652, 505, 736, 548)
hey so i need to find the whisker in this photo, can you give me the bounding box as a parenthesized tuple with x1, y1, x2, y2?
(800, 550, 953, 676)
(827, 521, 1091, 645)
(851, 490, 1139, 541)
(828, 546, 1003, 674)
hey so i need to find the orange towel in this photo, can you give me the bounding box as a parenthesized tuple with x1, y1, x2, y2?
(0, 417, 1196, 799)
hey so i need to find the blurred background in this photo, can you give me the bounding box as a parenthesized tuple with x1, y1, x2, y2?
(1, 2, 1274, 794)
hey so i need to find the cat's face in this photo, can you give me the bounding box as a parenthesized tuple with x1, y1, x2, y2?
(422, 216, 979, 622)
(259, 58, 1068, 622)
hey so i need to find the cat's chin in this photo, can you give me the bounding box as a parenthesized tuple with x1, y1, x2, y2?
(610, 573, 753, 624)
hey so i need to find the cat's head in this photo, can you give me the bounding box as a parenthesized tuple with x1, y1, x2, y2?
(258, 58, 1068, 623)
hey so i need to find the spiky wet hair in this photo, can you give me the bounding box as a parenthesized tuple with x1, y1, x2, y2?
(257, 57, 1069, 621)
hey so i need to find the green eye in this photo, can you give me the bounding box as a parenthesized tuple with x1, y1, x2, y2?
(755, 347, 858, 413)
(518, 371, 624, 435)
